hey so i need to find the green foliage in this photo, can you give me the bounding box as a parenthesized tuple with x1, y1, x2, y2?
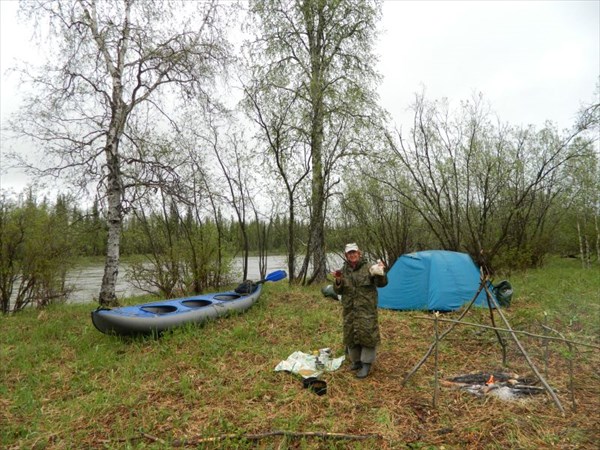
(244, 0, 385, 281)
(337, 176, 432, 261)
(0, 193, 77, 313)
(343, 94, 599, 272)
(123, 199, 236, 297)
(506, 256, 600, 337)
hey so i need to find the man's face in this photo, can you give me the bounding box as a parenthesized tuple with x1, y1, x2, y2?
(346, 250, 360, 264)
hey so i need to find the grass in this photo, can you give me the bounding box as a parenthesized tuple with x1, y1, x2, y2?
(1, 257, 599, 449)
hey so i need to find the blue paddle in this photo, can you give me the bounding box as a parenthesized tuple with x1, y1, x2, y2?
(235, 270, 287, 294)
(256, 270, 287, 284)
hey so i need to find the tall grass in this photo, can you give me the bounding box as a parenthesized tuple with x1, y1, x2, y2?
(1, 257, 598, 449)
(505, 257, 599, 336)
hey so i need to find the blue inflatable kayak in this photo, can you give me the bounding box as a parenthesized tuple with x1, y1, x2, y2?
(91, 270, 286, 336)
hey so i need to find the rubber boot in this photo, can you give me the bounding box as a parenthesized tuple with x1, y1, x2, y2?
(349, 361, 362, 371)
(347, 346, 362, 371)
(356, 363, 371, 379)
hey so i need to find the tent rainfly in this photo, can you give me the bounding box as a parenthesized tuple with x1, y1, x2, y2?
(377, 250, 497, 311)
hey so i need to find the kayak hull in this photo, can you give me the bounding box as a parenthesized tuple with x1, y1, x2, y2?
(91, 284, 263, 336)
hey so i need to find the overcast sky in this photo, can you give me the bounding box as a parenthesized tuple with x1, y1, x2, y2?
(377, 0, 599, 130)
(1, 0, 599, 194)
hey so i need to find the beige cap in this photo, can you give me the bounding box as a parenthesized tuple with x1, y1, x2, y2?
(344, 243, 359, 253)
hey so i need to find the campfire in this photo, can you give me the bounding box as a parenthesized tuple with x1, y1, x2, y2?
(442, 371, 547, 401)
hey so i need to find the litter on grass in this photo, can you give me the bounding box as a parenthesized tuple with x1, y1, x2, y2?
(274, 348, 345, 378)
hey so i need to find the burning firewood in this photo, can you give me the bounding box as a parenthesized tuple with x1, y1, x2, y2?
(443, 371, 548, 401)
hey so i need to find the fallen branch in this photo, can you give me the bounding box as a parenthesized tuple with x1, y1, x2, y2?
(141, 432, 166, 445)
(142, 430, 382, 447)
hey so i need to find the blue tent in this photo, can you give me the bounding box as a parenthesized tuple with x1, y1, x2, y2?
(377, 250, 495, 311)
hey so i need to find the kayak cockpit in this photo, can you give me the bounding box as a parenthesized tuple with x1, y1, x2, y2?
(140, 305, 178, 314)
(212, 294, 242, 301)
(181, 299, 214, 308)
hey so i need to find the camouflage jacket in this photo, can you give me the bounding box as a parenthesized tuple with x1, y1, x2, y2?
(333, 258, 388, 348)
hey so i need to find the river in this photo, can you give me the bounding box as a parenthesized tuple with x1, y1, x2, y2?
(65, 255, 291, 303)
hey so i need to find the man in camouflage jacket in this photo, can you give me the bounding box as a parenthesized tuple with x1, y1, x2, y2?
(333, 243, 388, 378)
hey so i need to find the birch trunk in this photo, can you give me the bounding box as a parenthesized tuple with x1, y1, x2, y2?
(99, 136, 124, 306)
(305, 1, 328, 284)
(594, 214, 600, 262)
(91, 0, 128, 306)
(577, 220, 585, 269)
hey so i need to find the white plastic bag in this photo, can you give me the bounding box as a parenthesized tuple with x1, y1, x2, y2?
(274, 349, 345, 378)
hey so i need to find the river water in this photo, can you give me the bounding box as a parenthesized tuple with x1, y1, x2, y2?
(66, 255, 290, 303)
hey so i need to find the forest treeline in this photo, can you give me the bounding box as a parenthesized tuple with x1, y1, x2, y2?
(2, 111, 598, 314)
(1, 0, 598, 312)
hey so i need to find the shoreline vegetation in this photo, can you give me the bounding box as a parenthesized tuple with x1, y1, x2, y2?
(2, 257, 599, 449)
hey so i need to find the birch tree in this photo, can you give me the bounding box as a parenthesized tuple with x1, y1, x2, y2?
(564, 99, 600, 267)
(8, 0, 230, 306)
(194, 113, 256, 281)
(244, 0, 383, 283)
(244, 80, 310, 282)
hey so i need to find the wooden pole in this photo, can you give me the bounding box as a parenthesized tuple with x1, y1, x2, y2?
(483, 283, 565, 414)
(543, 312, 549, 378)
(402, 273, 569, 414)
(413, 317, 599, 349)
(484, 278, 507, 366)
(433, 311, 440, 407)
(401, 281, 485, 386)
